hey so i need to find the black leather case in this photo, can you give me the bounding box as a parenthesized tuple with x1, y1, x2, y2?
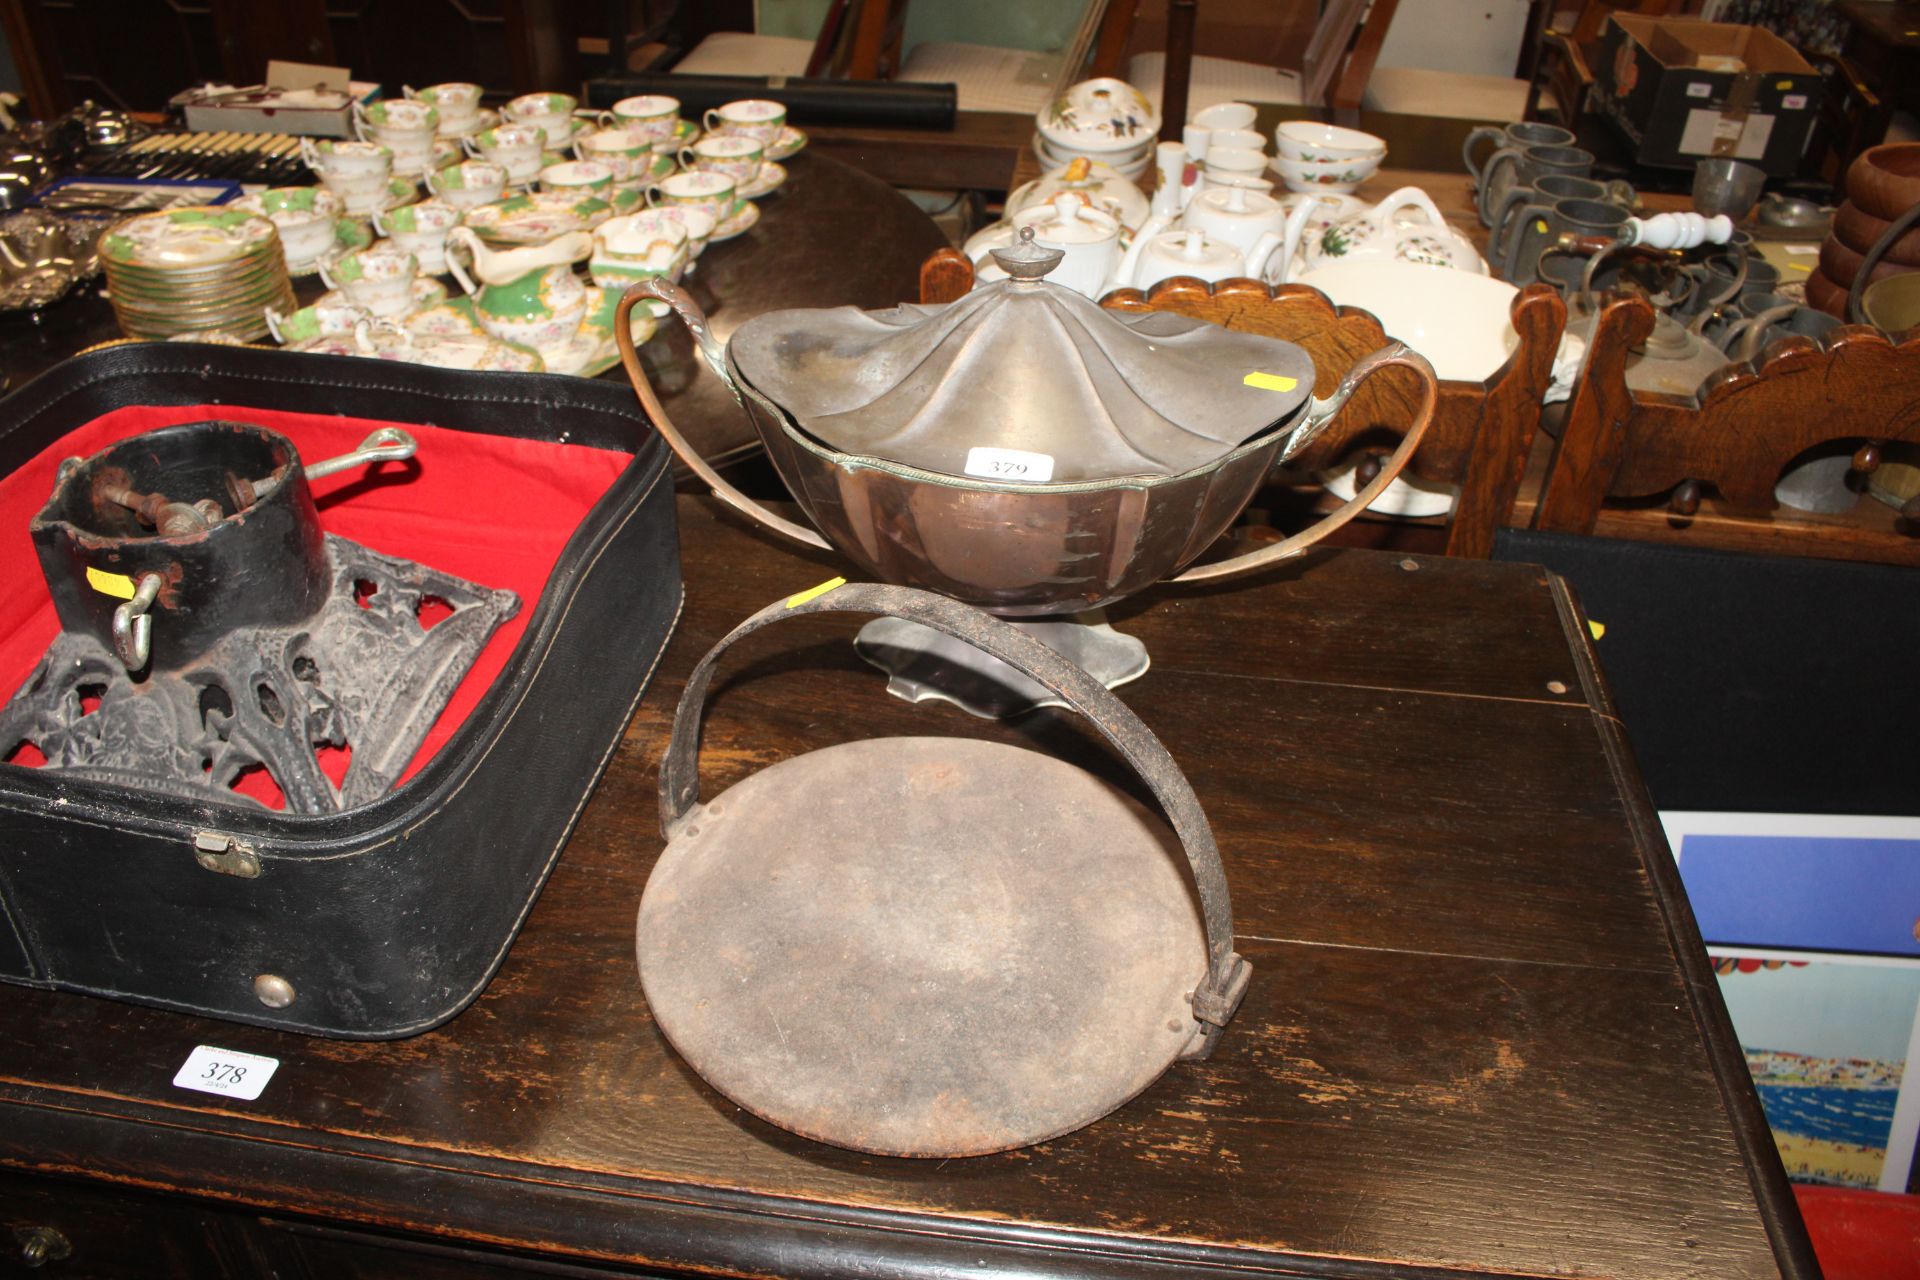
(0, 344, 683, 1038)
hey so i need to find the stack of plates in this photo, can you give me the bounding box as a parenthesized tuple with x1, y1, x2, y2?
(1033, 132, 1153, 179)
(101, 206, 295, 342)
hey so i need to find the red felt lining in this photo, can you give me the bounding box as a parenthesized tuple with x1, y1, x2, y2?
(0, 403, 631, 800)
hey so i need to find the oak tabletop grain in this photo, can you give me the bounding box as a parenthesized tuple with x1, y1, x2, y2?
(0, 495, 1812, 1279)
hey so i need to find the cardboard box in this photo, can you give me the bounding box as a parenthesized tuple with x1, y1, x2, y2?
(1594, 15, 1822, 177)
(174, 62, 381, 138)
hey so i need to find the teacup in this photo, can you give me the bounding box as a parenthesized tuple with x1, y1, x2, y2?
(503, 92, 579, 150)
(702, 98, 785, 145)
(319, 244, 420, 318)
(302, 137, 392, 182)
(589, 210, 690, 289)
(1181, 100, 1256, 162)
(605, 94, 680, 142)
(356, 100, 440, 175)
(463, 123, 547, 184)
(1208, 128, 1265, 155)
(540, 159, 615, 199)
(406, 82, 483, 135)
(265, 299, 372, 346)
(243, 186, 344, 262)
(574, 128, 656, 182)
(647, 170, 738, 226)
(321, 172, 396, 217)
(678, 134, 764, 186)
(373, 200, 462, 276)
(428, 160, 509, 209)
(1202, 146, 1266, 179)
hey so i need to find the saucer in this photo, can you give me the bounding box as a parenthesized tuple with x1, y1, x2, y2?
(765, 126, 808, 162)
(405, 300, 488, 339)
(461, 190, 615, 244)
(316, 276, 449, 316)
(736, 162, 786, 200)
(287, 218, 373, 277)
(707, 199, 760, 243)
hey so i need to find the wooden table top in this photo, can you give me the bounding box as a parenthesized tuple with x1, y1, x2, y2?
(0, 494, 1813, 1279)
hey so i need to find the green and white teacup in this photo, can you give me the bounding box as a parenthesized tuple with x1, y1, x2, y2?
(573, 128, 654, 182)
(605, 94, 679, 142)
(703, 98, 786, 145)
(503, 92, 579, 151)
(319, 243, 419, 317)
(539, 159, 615, 200)
(647, 169, 738, 228)
(373, 200, 461, 275)
(265, 299, 372, 346)
(678, 134, 763, 187)
(428, 160, 508, 209)
(589, 210, 689, 290)
(406, 82, 482, 135)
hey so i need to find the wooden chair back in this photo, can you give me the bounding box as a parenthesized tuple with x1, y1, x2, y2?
(914, 251, 1566, 558)
(1532, 292, 1920, 563)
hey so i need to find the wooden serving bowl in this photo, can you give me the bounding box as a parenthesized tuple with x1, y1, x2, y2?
(1803, 265, 1848, 318)
(1819, 233, 1914, 294)
(1833, 200, 1920, 266)
(1845, 143, 1920, 221)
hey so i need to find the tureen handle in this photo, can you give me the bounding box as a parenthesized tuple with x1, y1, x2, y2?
(613, 281, 831, 550)
(1171, 342, 1438, 584)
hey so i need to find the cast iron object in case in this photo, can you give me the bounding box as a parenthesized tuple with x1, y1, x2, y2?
(639, 582, 1250, 1158)
(4, 419, 521, 813)
(0, 342, 682, 1038)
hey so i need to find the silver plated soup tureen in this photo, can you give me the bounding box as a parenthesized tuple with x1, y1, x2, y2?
(616, 229, 1436, 715)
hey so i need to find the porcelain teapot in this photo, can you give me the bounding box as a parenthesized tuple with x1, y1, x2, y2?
(1112, 217, 1285, 290)
(446, 226, 593, 361)
(1269, 187, 1485, 284)
(1179, 182, 1288, 259)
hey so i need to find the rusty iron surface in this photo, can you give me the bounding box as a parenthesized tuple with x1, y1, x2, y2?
(638, 736, 1208, 1159)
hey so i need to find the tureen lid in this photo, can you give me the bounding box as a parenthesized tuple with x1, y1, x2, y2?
(1034, 78, 1161, 155)
(726, 228, 1314, 483)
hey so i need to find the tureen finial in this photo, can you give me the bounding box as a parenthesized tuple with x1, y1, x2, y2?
(988, 224, 1066, 281)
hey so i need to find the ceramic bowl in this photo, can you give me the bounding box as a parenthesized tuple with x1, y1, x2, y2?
(1275, 121, 1386, 165)
(1035, 77, 1160, 156)
(1295, 260, 1519, 382)
(1272, 151, 1382, 195)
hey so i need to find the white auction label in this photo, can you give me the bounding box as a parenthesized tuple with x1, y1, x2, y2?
(963, 447, 1054, 483)
(173, 1045, 279, 1100)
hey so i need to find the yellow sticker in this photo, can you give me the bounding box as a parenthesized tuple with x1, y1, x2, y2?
(1588, 620, 1606, 640)
(1243, 372, 1298, 392)
(1535, 218, 1549, 234)
(785, 576, 846, 609)
(1775, 79, 1793, 91)
(85, 567, 136, 600)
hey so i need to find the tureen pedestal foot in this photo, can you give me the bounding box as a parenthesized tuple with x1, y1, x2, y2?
(854, 611, 1148, 719)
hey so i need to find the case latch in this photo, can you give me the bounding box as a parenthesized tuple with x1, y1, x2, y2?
(193, 830, 260, 878)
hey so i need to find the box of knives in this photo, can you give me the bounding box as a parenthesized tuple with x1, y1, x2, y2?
(34, 177, 242, 216)
(176, 82, 380, 138)
(76, 132, 308, 188)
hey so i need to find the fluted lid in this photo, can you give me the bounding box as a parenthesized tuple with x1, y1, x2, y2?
(726, 234, 1314, 484)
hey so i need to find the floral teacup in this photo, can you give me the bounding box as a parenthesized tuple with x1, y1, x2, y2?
(647, 170, 738, 227)
(463, 124, 546, 184)
(574, 128, 655, 182)
(678, 134, 763, 187)
(503, 92, 579, 150)
(703, 98, 785, 145)
(406, 82, 483, 135)
(428, 161, 509, 209)
(236, 186, 344, 262)
(302, 137, 392, 182)
(374, 200, 462, 275)
(605, 94, 679, 142)
(319, 244, 421, 317)
(265, 299, 373, 346)
(540, 159, 615, 200)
